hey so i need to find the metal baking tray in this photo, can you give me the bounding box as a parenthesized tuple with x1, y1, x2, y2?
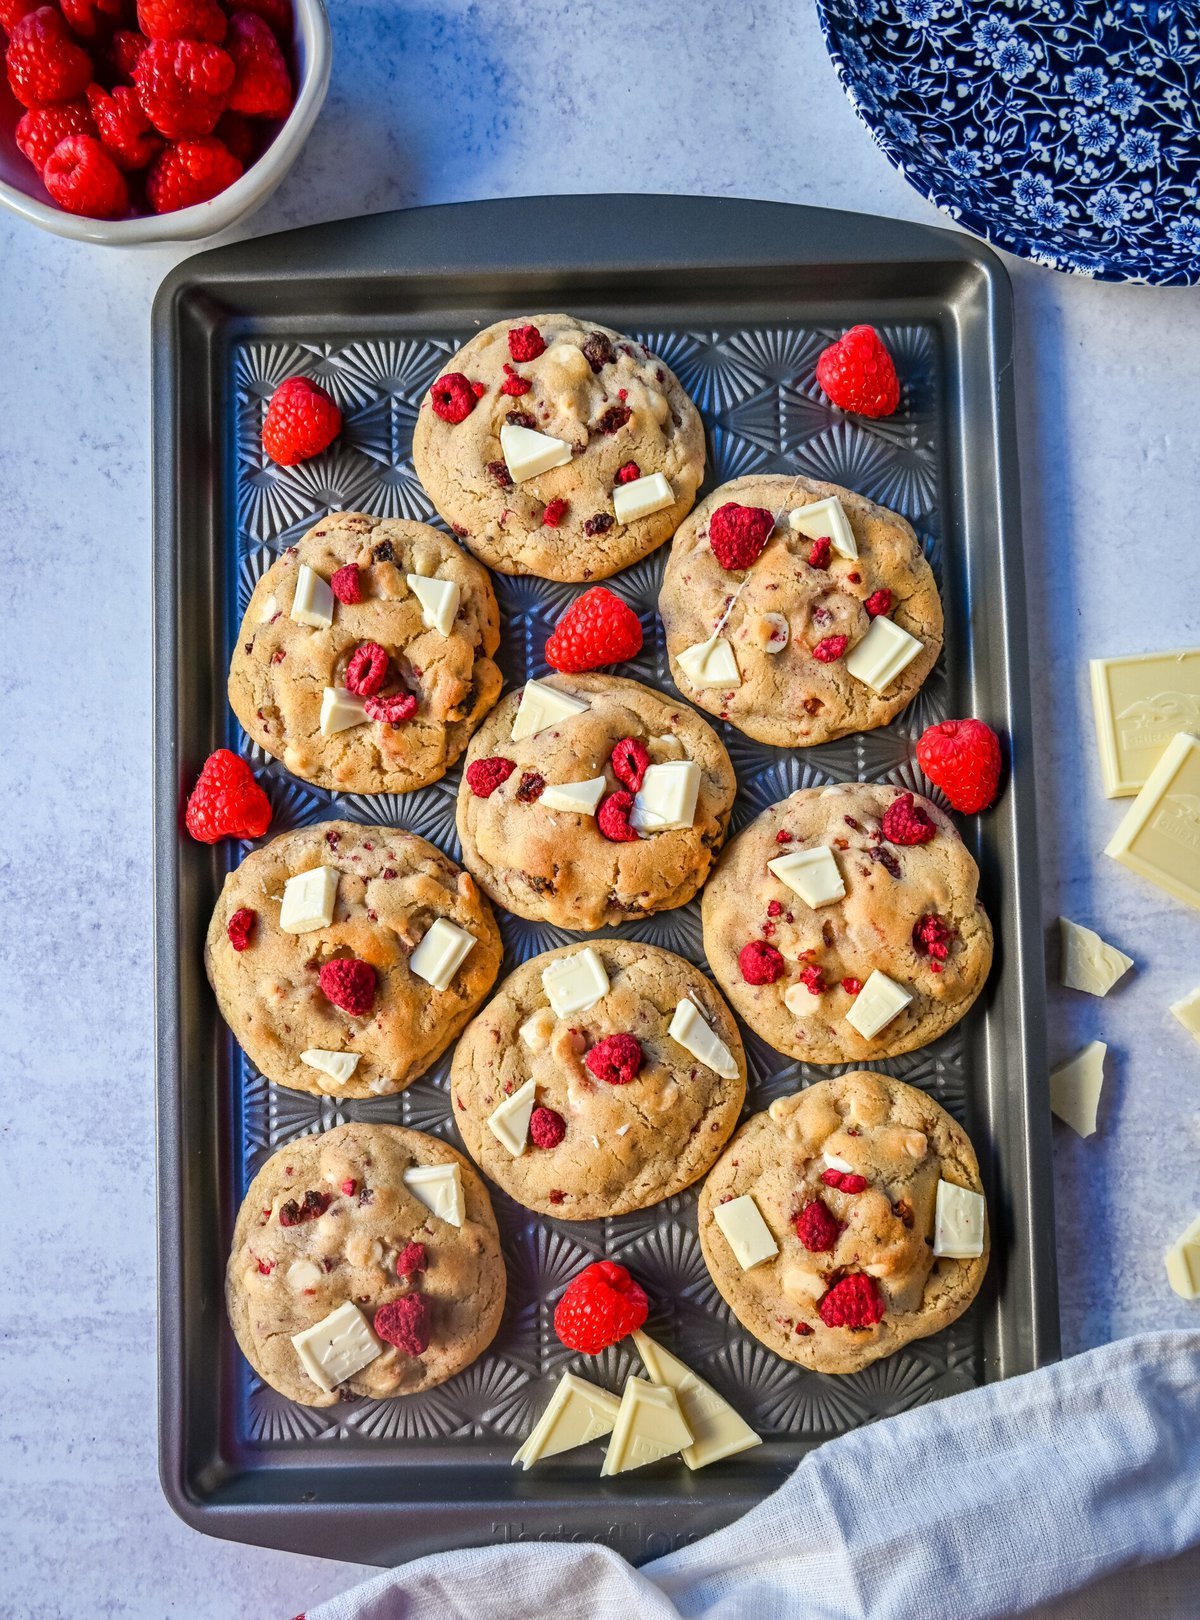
(153, 194, 1059, 1565)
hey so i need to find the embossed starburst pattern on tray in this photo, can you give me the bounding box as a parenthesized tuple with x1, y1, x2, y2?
(225, 318, 983, 1455)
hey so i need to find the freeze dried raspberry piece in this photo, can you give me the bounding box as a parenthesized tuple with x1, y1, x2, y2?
(345, 641, 389, 697)
(507, 323, 545, 362)
(529, 1105, 566, 1149)
(820, 1169, 868, 1194)
(818, 1272, 885, 1328)
(500, 362, 530, 396)
(865, 588, 892, 618)
(597, 789, 638, 842)
(739, 939, 785, 985)
(374, 1293, 430, 1355)
(614, 461, 640, 485)
(795, 1200, 840, 1253)
(799, 963, 826, 996)
(133, 37, 235, 139)
(541, 498, 568, 528)
(881, 791, 936, 846)
(429, 372, 479, 424)
(279, 1189, 330, 1226)
(6, 8, 93, 109)
(318, 957, 376, 1016)
(812, 635, 848, 663)
(583, 512, 613, 537)
(585, 1033, 643, 1086)
(516, 772, 545, 803)
(593, 404, 631, 435)
(708, 503, 774, 570)
(807, 536, 832, 568)
(610, 736, 648, 792)
(840, 976, 862, 995)
(553, 1259, 648, 1354)
(913, 912, 955, 964)
(226, 906, 257, 951)
(485, 459, 513, 489)
(364, 692, 417, 725)
(395, 1241, 427, 1279)
(465, 756, 515, 798)
(330, 564, 361, 604)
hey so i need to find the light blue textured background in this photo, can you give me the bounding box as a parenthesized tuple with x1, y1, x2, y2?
(1, 2, 1197, 1614)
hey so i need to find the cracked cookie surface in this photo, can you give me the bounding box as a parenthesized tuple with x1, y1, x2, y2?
(228, 513, 502, 795)
(698, 1074, 988, 1374)
(226, 1123, 505, 1407)
(206, 821, 502, 1098)
(451, 941, 746, 1219)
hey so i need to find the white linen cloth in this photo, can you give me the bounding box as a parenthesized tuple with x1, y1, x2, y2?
(307, 1330, 1200, 1620)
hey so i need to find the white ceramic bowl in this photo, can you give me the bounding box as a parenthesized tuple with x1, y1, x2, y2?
(0, 0, 330, 245)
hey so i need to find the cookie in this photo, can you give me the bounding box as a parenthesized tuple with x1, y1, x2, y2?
(411, 315, 706, 582)
(205, 821, 502, 1098)
(659, 474, 942, 747)
(451, 941, 746, 1219)
(228, 513, 502, 796)
(226, 1123, 505, 1407)
(456, 673, 737, 930)
(697, 1073, 989, 1374)
(701, 782, 992, 1063)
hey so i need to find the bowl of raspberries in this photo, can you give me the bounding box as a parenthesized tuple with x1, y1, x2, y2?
(0, 0, 330, 241)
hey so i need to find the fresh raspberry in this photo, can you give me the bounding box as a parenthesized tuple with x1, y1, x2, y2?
(146, 132, 241, 208)
(44, 131, 131, 216)
(107, 29, 150, 82)
(213, 107, 255, 162)
(610, 736, 649, 792)
(260, 375, 341, 464)
(6, 9, 92, 109)
(279, 1188, 330, 1226)
(0, 0, 38, 32)
(364, 692, 417, 725)
(529, 1105, 566, 1149)
(807, 536, 831, 568)
(739, 940, 785, 985)
(597, 789, 639, 843)
(865, 588, 892, 618)
(395, 1241, 427, 1279)
(134, 37, 234, 138)
(465, 756, 515, 798)
(59, 0, 123, 39)
(86, 83, 162, 170)
(708, 503, 774, 570)
(499, 362, 530, 396)
(15, 99, 95, 173)
(374, 1293, 430, 1356)
(614, 461, 640, 485)
(593, 404, 631, 435)
(881, 791, 936, 846)
(225, 9, 291, 116)
(581, 331, 615, 373)
(226, 906, 257, 951)
(232, 0, 291, 35)
(330, 564, 362, 604)
(318, 957, 376, 1017)
(345, 641, 389, 697)
(799, 963, 826, 995)
(185, 749, 272, 842)
(821, 1169, 868, 1194)
(541, 498, 567, 528)
(507, 324, 545, 362)
(841, 976, 862, 995)
(553, 1260, 648, 1354)
(818, 1272, 885, 1329)
(544, 586, 643, 673)
(136, 0, 227, 43)
(515, 771, 544, 803)
(583, 512, 614, 537)
(795, 1200, 840, 1253)
(429, 372, 478, 424)
(916, 718, 1003, 814)
(812, 635, 848, 663)
(913, 912, 955, 963)
(816, 325, 901, 418)
(585, 1033, 643, 1086)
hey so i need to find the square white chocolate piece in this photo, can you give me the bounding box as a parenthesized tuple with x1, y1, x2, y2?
(1058, 918, 1133, 996)
(788, 495, 857, 559)
(1104, 732, 1200, 911)
(631, 760, 701, 834)
(409, 917, 476, 991)
(613, 471, 673, 525)
(542, 946, 609, 1017)
(1170, 986, 1200, 1045)
(291, 1301, 381, 1394)
(844, 615, 924, 693)
(320, 686, 368, 737)
(933, 1179, 986, 1259)
(279, 866, 339, 933)
(299, 1049, 359, 1085)
(767, 845, 845, 908)
(290, 563, 335, 630)
(1090, 647, 1200, 797)
(1049, 1040, 1106, 1137)
(844, 970, 912, 1039)
(402, 1161, 464, 1226)
(713, 1193, 778, 1270)
(600, 1376, 693, 1476)
(538, 776, 607, 816)
(512, 1372, 622, 1469)
(406, 572, 460, 635)
(487, 1077, 538, 1157)
(510, 679, 590, 741)
(500, 421, 572, 482)
(676, 634, 741, 690)
(1164, 1213, 1200, 1299)
(632, 1331, 760, 1470)
(668, 999, 739, 1079)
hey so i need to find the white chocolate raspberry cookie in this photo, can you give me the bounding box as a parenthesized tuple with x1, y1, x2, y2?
(698, 1074, 989, 1375)
(226, 1124, 505, 1407)
(228, 512, 502, 796)
(411, 315, 706, 582)
(659, 475, 942, 747)
(701, 783, 992, 1063)
(450, 941, 746, 1219)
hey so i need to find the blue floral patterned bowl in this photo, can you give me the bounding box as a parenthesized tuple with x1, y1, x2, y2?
(816, 0, 1200, 284)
